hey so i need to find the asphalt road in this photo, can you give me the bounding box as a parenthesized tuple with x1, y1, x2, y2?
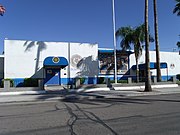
(0, 94, 180, 135)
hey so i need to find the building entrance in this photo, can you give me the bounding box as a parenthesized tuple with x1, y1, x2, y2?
(44, 68, 61, 85)
(43, 56, 68, 86)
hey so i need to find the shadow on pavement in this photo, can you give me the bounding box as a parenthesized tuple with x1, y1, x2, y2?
(62, 92, 180, 105)
(34, 88, 180, 105)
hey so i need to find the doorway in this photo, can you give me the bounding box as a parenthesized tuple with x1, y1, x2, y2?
(44, 68, 61, 85)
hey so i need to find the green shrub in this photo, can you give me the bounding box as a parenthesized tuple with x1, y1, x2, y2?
(79, 77, 85, 84)
(177, 80, 180, 85)
(110, 80, 115, 83)
(176, 74, 180, 81)
(98, 77, 105, 84)
(98, 78, 128, 84)
(101, 79, 128, 84)
(23, 78, 38, 87)
(109, 80, 128, 84)
(75, 77, 85, 85)
(118, 80, 128, 83)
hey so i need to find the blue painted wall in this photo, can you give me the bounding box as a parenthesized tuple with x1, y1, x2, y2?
(9, 75, 176, 87)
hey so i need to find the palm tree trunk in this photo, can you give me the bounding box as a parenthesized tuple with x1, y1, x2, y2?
(136, 58, 139, 83)
(153, 0, 161, 82)
(144, 0, 152, 92)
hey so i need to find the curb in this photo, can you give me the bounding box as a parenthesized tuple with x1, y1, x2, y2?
(0, 84, 178, 96)
(77, 87, 110, 92)
(77, 84, 179, 92)
(0, 91, 46, 96)
(151, 84, 178, 88)
(115, 84, 178, 91)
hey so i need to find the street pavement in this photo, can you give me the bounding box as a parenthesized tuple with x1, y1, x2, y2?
(0, 94, 180, 135)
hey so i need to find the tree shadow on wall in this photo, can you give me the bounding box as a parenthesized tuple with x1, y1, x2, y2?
(76, 56, 99, 84)
(23, 41, 47, 77)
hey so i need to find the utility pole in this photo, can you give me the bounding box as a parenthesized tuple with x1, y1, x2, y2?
(112, 0, 117, 84)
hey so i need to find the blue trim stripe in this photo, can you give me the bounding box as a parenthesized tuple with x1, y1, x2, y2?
(98, 50, 114, 53)
(132, 62, 167, 70)
(9, 75, 176, 87)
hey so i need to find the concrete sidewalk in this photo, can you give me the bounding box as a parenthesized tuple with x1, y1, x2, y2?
(76, 83, 179, 92)
(0, 83, 179, 97)
(0, 87, 46, 96)
(75, 83, 180, 98)
(0, 84, 179, 104)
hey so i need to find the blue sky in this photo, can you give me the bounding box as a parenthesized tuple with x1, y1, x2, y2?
(0, 0, 179, 53)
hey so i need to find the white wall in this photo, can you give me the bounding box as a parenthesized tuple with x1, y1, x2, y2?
(129, 50, 180, 76)
(70, 43, 98, 78)
(4, 40, 98, 79)
(5, 40, 38, 78)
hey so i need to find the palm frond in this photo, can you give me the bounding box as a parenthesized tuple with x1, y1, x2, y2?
(116, 26, 134, 51)
(177, 41, 180, 48)
(173, 0, 180, 16)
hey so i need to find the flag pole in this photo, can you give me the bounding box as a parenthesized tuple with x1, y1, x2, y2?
(112, 0, 117, 84)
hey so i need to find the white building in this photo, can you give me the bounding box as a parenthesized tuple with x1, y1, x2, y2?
(0, 39, 179, 87)
(129, 50, 180, 81)
(4, 39, 98, 86)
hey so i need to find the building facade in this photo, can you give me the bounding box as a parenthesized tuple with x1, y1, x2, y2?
(1, 39, 179, 87)
(4, 40, 98, 86)
(129, 50, 180, 81)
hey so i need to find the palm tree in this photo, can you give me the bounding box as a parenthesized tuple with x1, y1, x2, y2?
(116, 26, 133, 50)
(177, 41, 180, 48)
(0, 4, 5, 16)
(153, 0, 161, 82)
(116, 25, 145, 83)
(173, 1, 180, 48)
(144, 0, 152, 92)
(176, 35, 180, 49)
(173, 0, 180, 16)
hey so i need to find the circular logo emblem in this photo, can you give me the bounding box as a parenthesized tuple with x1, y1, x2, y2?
(52, 57, 60, 63)
(170, 63, 175, 69)
(71, 54, 82, 68)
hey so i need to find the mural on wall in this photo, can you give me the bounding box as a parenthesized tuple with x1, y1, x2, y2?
(69, 43, 98, 78)
(70, 54, 99, 77)
(70, 54, 82, 69)
(99, 52, 128, 74)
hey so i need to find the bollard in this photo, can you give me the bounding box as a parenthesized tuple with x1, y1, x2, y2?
(38, 79, 44, 90)
(128, 78, 132, 84)
(153, 76, 157, 84)
(106, 78, 112, 88)
(75, 78, 81, 89)
(4, 80, 10, 91)
(172, 76, 176, 83)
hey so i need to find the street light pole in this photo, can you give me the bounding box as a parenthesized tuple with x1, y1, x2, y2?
(112, 0, 117, 84)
